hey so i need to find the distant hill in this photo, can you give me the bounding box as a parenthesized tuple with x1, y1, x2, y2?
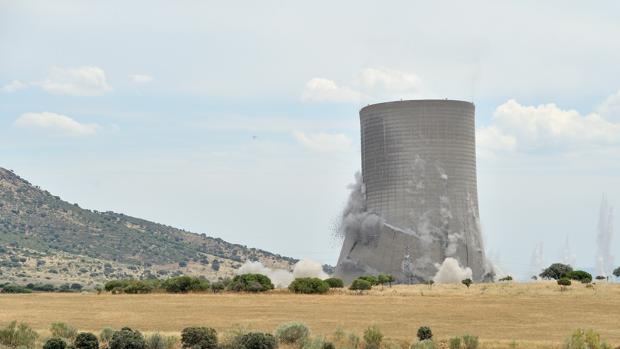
(0, 167, 298, 287)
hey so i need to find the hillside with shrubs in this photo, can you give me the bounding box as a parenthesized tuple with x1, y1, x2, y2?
(0, 167, 298, 287)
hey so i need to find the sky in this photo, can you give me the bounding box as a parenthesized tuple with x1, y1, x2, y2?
(1, 1, 620, 279)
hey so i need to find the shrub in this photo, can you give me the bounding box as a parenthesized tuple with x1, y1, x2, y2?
(563, 329, 611, 349)
(357, 276, 378, 286)
(540, 263, 573, 280)
(363, 326, 383, 348)
(180, 327, 217, 349)
(75, 333, 99, 349)
(410, 340, 437, 349)
(498, 275, 513, 282)
(558, 278, 572, 287)
(162, 277, 209, 293)
(50, 323, 78, 341)
(289, 278, 329, 294)
(322, 342, 335, 349)
(566, 270, 592, 284)
(110, 328, 145, 349)
(145, 333, 177, 349)
(274, 322, 309, 345)
(235, 332, 277, 349)
(44, 338, 67, 349)
(595, 276, 606, 281)
(377, 274, 394, 286)
(228, 274, 274, 293)
(349, 279, 372, 291)
(462, 335, 479, 349)
(417, 327, 432, 341)
(461, 279, 472, 288)
(324, 278, 344, 288)
(210, 281, 226, 293)
(1, 284, 32, 293)
(0, 321, 38, 349)
(448, 337, 461, 349)
(613, 267, 620, 278)
(100, 327, 115, 348)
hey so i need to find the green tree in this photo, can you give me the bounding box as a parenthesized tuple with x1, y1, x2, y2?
(74, 333, 99, 349)
(349, 279, 372, 292)
(540, 263, 573, 280)
(613, 267, 620, 278)
(235, 333, 276, 349)
(461, 279, 472, 288)
(324, 278, 344, 288)
(43, 338, 67, 349)
(288, 278, 329, 294)
(228, 274, 274, 292)
(417, 327, 433, 341)
(110, 328, 145, 349)
(566, 270, 592, 284)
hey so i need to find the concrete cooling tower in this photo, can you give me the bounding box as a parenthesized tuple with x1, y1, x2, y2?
(335, 99, 492, 283)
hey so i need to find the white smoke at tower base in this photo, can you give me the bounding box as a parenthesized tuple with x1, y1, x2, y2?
(432, 257, 473, 284)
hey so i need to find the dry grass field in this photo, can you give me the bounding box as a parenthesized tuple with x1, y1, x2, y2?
(2, 282, 619, 349)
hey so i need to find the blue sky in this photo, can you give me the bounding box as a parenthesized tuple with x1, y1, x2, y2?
(1, 1, 620, 279)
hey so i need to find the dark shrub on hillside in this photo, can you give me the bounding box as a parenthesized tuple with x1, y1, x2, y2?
(557, 278, 572, 287)
(1, 284, 32, 293)
(180, 327, 217, 349)
(349, 279, 371, 291)
(162, 276, 209, 293)
(288, 278, 329, 294)
(235, 333, 277, 349)
(75, 333, 99, 349)
(110, 328, 145, 349)
(417, 326, 433, 341)
(566, 270, 592, 283)
(43, 338, 67, 349)
(540, 263, 573, 280)
(104, 280, 154, 294)
(228, 274, 274, 292)
(324, 278, 344, 288)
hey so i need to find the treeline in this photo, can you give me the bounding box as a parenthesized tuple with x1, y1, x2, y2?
(1, 320, 614, 349)
(0, 282, 83, 294)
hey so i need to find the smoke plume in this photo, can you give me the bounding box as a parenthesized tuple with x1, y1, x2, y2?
(236, 259, 329, 288)
(432, 257, 473, 284)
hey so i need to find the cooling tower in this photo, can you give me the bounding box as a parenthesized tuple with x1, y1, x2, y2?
(335, 100, 490, 283)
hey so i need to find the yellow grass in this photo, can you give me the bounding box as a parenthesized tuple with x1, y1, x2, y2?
(1, 282, 619, 349)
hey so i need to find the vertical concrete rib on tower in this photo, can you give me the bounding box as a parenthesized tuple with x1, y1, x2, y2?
(336, 100, 489, 283)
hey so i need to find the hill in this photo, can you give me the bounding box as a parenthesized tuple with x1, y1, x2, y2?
(0, 167, 297, 288)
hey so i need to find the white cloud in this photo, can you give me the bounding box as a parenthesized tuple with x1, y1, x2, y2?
(2, 80, 27, 93)
(14, 112, 99, 136)
(293, 131, 353, 152)
(302, 68, 431, 103)
(129, 74, 154, 84)
(598, 90, 620, 122)
(301, 78, 363, 103)
(34, 66, 111, 96)
(477, 99, 620, 155)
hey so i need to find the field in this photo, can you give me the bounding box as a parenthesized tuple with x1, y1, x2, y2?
(2, 282, 620, 349)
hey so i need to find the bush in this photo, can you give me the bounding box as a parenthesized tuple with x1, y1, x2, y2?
(410, 340, 436, 349)
(75, 333, 99, 349)
(566, 270, 592, 284)
(324, 278, 344, 288)
(145, 333, 177, 349)
(417, 327, 432, 341)
(44, 338, 67, 349)
(363, 326, 383, 348)
(462, 335, 479, 349)
(377, 274, 394, 286)
(162, 276, 209, 293)
(100, 327, 115, 348)
(357, 276, 378, 286)
(461, 279, 472, 288)
(498, 275, 513, 282)
(558, 278, 572, 287)
(349, 279, 372, 291)
(613, 267, 620, 278)
(274, 322, 309, 345)
(180, 327, 217, 349)
(448, 337, 461, 349)
(289, 278, 329, 294)
(1, 284, 32, 293)
(228, 274, 274, 293)
(235, 332, 277, 349)
(110, 328, 145, 349)
(0, 321, 38, 349)
(51, 323, 78, 341)
(540, 263, 573, 280)
(563, 329, 611, 349)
